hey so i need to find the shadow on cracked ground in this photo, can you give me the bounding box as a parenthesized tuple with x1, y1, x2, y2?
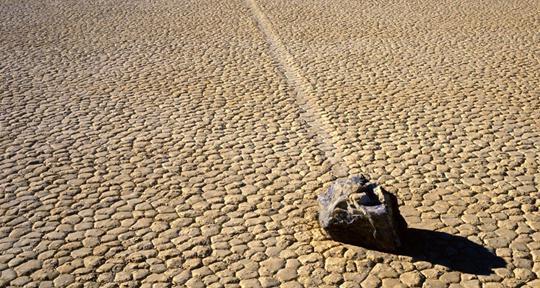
(399, 228, 506, 275)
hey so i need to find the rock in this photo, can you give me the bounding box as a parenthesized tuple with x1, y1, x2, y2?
(318, 175, 407, 251)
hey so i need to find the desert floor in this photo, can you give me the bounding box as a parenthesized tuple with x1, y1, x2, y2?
(1, 0, 539, 287)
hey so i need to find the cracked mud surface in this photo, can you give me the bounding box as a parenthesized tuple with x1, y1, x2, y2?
(1, 0, 539, 287)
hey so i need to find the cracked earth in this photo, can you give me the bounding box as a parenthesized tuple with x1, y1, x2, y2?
(1, 0, 539, 287)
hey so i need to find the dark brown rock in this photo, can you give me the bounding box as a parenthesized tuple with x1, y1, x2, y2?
(318, 175, 407, 251)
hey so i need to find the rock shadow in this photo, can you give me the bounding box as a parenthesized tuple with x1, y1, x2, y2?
(397, 228, 506, 275)
(338, 228, 506, 275)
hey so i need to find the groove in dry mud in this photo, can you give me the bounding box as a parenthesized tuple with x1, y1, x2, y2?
(245, 0, 348, 177)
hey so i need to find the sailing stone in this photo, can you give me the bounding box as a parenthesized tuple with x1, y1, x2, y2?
(318, 175, 407, 251)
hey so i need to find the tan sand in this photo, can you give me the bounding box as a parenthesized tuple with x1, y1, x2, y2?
(0, 0, 538, 287)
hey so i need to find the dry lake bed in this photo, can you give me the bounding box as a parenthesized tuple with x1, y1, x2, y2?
(1, 0, 539, 287)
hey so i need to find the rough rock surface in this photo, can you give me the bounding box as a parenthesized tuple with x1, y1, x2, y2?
(319, 175, 407, 251)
